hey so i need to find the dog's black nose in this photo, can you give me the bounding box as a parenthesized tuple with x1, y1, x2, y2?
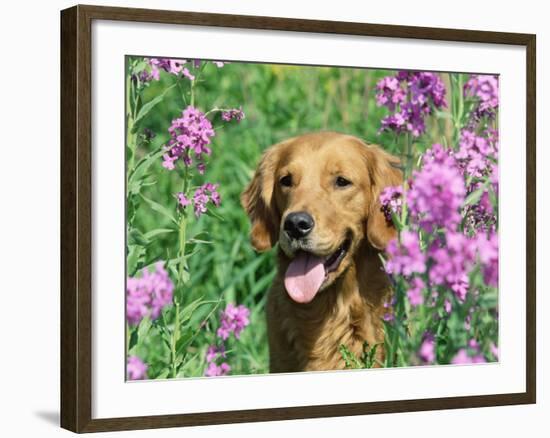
(284, 212, 314, 239)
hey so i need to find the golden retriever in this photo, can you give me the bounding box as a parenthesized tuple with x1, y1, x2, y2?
(241, 132, 402, 372)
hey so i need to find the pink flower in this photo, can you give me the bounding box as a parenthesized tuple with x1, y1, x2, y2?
(464, 74, 499, 118)
(192, 183, 221, 218)
(204, 362, 231, 377)
(127, 355, 148, 380)
(407, 145, 466, 233)
(380, 185, 404, 224)
(406, 277, 425, 307)
(428, 231, 476, 301)
(419, 333, 435, 363)
(177, 193, 191, 207)
(221, 107, 245, 123)
(476, 231, 499, 287)
(162, 106, 215, 172)
(451, 349, 486, 365)
(206, 344, 226, 363)
(385, 231, 426, 276)
(375, 76, 406, 111)
(490, 342, 499, 360)
(216, 304, 250, 341)
(377, 71, 446, 137)
(126, 262, 174, 326)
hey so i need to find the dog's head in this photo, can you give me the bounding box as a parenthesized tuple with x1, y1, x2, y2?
(241, 132, 402, 304)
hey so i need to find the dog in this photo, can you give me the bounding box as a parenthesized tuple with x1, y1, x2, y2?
(241, 132, 402, 372)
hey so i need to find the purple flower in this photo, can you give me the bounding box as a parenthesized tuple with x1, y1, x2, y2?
(204, 362, 231, 377)
(162, 106, 215, 172)
(216, 304, 250, 341)
(221, 107, 245, 123)
(176, 192, 191, 208)
(375, 76, 406, 111)
(192, 182, 221, 218)
(385, 231, 426, 276)
(127, 355, 148, 380)
(428, 231, 476, 301)
(407, 145, 466, 233)
(490, 342, 499, 360)
(377, 71, 447, 137)
(456, 129, 498, 178)
(126, 262, 174, 326)
(464, 74, 499, 119)
(451, 348, 486, 365)
(205, 344, 226, 363)
(419, 333, 435, 363)
(145, 58, 194, 81)
(476, 231, 499, 287)
(380, 185, 404, 224)
(406, 277, 425, 307)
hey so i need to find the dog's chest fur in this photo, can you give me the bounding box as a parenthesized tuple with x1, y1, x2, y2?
(267, 255, 389, 372)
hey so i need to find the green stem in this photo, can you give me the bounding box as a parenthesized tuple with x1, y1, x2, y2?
(170, 302, 180, 378)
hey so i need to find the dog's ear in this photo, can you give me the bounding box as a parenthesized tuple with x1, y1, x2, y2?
(363, 145, 403, 250)
(241, 142, 285, 252)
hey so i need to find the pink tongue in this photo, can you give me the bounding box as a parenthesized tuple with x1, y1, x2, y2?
(284, 252, 326, 303)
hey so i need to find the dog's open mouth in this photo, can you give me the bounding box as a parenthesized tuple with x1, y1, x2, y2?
(284, 238, 351, 304)
(324, 238, 351, 274)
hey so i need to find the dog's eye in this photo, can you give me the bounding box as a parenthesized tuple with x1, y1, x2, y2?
(335, 176, 352, 188)
(279, 175, 292, 187)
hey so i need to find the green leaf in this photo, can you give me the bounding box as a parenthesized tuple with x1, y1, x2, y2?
(133, 60, 147, 73)
(435, 110, 453, 119)
(187, 238, 213, 245)
(127, 244, 146, 277)
(137, 315, 152, 339)
(143, 228, 176, 240)
(133, 83, 176, 128)
(140, 194, 178, 225)
(155, 368, 170, 380)
(179, 298, 217, 324)
(204, 207, 225, 222)
(175, 330, 194, 356)
(339, 344, 362, 369)
(464, 180, 490, 207)
(128, 228, 149, 246)
(128, 148, 166, 195)
(128, 327, 139, 351)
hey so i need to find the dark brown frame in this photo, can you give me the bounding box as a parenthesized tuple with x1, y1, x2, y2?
(60, 4, 536, 433)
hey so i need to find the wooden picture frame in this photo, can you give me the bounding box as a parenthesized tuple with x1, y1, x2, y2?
(60, 4, 536, 433)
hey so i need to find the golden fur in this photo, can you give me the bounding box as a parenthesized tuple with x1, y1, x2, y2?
(241, 132, 402, 372)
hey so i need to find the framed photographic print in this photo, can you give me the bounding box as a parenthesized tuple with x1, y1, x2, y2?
(60, 4, 536, 433)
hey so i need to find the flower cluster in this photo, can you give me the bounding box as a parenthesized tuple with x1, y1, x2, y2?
(177, 182, 221, 218)
(451, 339, 487, 364)
(221, 107, 245, 123)
(376, 71, 447, 137)
(379, 186, 403, 224)
(204, 304, 250, 377)
(126, 262, 174, 326)
(418, 333, 435, 363)
(381, 73, 500, 366)
(217, 304, 250, 340)
(136, 58, 228, 84)
(386, 143, 498, 303)
(127, 355, 148, 380)
(162, 106, 215, 171)
(149, 58, 194, 81)
(204, 345, 231, 377)
(385, 231, 426, 277)
(407, 144, 466, 233)
(464, 74, 499, 120)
